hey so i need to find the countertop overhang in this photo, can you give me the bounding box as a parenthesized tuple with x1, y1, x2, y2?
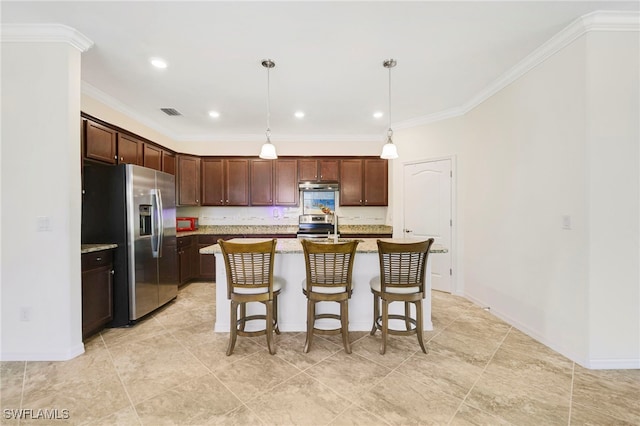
(200, 238, 448, 255)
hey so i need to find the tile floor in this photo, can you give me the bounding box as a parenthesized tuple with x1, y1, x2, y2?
(1, 282, 638, 425)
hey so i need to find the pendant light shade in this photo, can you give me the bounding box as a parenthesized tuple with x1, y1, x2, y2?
(380, 59, 399, 159)
(259, 59, 278, 159)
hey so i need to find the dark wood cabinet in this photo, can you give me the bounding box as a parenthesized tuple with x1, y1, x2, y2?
(340, 158, 388, 206)
(143, 144, 162, 171)
(177, 236, 198, 284)
(275, 159, 299, 206)
(250, 159, 274, 206)
(81, 250, 114, 339)
(117, 134, 143, 165)
(198, 235, 217, 281)
(177, 155, 201, 206)
(162, 151, 176, 175)
(298, 159, 339, 182)
(202, 158, 249, 206)
(85, 120, 117, 164)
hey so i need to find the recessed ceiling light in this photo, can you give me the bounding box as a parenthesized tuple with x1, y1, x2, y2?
(294, 111, 305, 119)
(208, 111, 220, 118)
(150, 58, 168, 69)
(373, 111, 384, 119)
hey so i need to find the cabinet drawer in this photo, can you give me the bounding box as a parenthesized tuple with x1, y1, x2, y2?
(198, 235, 218, 245)
(177, 236, 193, 249)
(82, 250, 113, 270)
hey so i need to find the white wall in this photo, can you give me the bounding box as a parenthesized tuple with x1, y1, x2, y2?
(1, 41, 84, 360)
(393, 31, 639, 368)
(585, 32, 640, 368)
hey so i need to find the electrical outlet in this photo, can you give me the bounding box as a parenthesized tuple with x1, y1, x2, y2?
(562, 215, 571, 230)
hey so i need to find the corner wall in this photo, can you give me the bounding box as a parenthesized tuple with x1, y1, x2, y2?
(393, 30, 639, 368)
(1, 42, 84, 360)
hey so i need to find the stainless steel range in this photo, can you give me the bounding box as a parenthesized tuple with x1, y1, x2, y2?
(297, 214, 338, 239)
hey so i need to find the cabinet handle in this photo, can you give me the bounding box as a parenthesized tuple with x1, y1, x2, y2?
(114, 155, 118, 160)
(196, 199, 199, 203)
(110, 270, 115, 275)
(120, 157, 123, 161)
(96, 257, 102, 261)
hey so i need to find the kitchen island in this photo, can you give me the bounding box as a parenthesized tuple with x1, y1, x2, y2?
(201, 238, 447, 333)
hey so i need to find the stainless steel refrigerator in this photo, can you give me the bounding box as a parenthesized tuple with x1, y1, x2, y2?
(82, 164, 178, 326)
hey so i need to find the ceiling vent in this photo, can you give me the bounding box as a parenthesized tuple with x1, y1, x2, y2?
(160, 108, 182, 116)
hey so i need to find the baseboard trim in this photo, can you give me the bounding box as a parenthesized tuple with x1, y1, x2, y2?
(1, 342, 85, 362)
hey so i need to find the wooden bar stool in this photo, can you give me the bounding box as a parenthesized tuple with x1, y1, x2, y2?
(218, 239, 281, 356)
(301, 239, 359, 353)
(370, 238, 434, 354)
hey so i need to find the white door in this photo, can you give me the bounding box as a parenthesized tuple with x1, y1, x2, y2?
(403, 159, 453, 293)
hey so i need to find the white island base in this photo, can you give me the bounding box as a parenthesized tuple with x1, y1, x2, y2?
(204, 238, 443, 333)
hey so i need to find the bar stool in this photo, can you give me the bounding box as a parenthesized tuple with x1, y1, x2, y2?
(218, 239, 281, 356)
(370, 238, 434, 354)
(301, 239, 359, 353)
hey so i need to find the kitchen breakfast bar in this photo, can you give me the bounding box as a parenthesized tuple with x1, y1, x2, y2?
(200, 238, 447, 333)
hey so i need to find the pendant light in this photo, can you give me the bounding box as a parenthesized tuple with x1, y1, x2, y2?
(380, 59, 399, 159)
(259, 59, 278, 159)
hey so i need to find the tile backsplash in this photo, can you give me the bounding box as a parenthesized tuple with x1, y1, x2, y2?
(177, 205, 389, 226)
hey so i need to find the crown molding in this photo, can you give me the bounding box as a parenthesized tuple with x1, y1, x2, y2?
(81, 10, 638, 141)
(0, 23, 94, 52)
(395, 10, 639, 130)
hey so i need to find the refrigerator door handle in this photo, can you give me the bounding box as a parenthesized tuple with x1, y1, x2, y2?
(157, 188, 164, 258)
(151, 189, 160, 258)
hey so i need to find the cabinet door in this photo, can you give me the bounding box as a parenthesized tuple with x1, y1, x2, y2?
(201, 158, 224, 206)
(339, 159, 364, 206)
(275, 159, 299, 206)
(162, 151, 176, 175)
(225, 159, 249, 206)
(250, 159, 274, 206)
(198, 235, 217, 280)
(85, 120, 117, 164)
(117, 134, 143, 165)
(81, 251, 113, 339)
(177, 155, 201, 206)
(298, 159, 318, 181)
(144, 144, 162, 171)
(177, 236, 192, 284)
(363, 159, 388, 206)
(318, 159, 340, 182)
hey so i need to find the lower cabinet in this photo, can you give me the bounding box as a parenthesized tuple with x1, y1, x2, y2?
(81, 250, 114, 339)
(177, 235, 198, 285)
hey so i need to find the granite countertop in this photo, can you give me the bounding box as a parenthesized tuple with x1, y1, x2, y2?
(177, 224, 393, 237)
(200, 238, 448, 255)
(81, 243, 118, 254)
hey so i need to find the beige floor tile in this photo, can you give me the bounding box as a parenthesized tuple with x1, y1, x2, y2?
(483, 344, 573, 396)
(210, 405, 266, 425)
(570, 401, 638, 426)
(428, 328, 501, 368)
(395, 350, 484, 399)
(135, 373, 243, 425)
(446, 310, 511, 342)
(449, 403, 514, 425)
(246, 373, 351, 425)
(350, 333, 422, 369)
(571, 364, 640, 424)
(305, 351, 390, 398)
(1, 361, 25, 410)
(328, 405, 389, 426)
(353, 370, 461, 425)
(274, 332, 342, 370)
(100, 315, 168, 348)
(85, 405, 140, 426)
(213, 351, 302, 403)
(108, 332, 209, 404)
(499, 327, 564, 359)
(465, 373, 571, 425)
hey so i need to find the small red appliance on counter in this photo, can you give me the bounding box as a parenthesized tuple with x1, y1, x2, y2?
(176, 217, 198, 232)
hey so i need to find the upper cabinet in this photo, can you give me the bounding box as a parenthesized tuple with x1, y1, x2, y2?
(339, 158, 388, 206)
(250, 159, 274, 206)
(298, 159, 339, 182)
(117, 134, 143, 165)
(177, 155, 201, 206)
(201, 158, 249, 206)
(143, 143, 162, 171)
(274, 159, 299, 206)
(162, 151, 176, 175)
(85, 120, 117, 164)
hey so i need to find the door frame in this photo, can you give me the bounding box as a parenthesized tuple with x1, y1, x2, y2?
(400, 155, 458, 295)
